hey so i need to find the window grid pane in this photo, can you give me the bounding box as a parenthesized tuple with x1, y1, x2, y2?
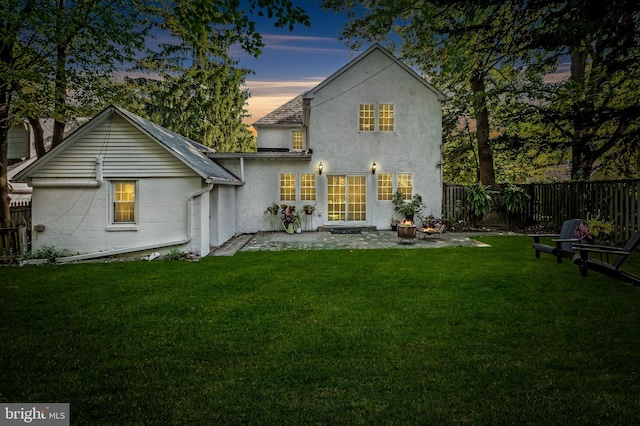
(377, 173, 393, 201)
(292, 131, 303, 151)
(280, 173, 296, 201)
(300, 173, 316, 201)
(114, 181, 135, 222)
(397, 173, 413, 200)
(379, 104, 394, 131)
(359, 104, 375, 131)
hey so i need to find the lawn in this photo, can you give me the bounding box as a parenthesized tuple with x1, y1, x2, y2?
(1, 236, 639, 424)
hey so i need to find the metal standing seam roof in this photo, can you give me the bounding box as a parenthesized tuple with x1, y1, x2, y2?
(252, 93, 305, 126)
(113, 106, 241, 184)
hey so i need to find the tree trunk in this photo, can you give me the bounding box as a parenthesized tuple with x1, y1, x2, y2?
(27, 117, 46, 157)
(0, 125, 10, 225)
(52, 0, 67, 148)
(470, 70, 497, 187)
(0, 88, 12, 224)
(569, 44, 593, 180)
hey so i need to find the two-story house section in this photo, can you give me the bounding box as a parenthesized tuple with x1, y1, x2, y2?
(213, 44, 445, 233)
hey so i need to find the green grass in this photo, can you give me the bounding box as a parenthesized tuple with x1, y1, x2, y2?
(1, 236, 640, 424)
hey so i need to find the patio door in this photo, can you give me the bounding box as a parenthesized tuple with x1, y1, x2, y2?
(327, 175, 366, 222)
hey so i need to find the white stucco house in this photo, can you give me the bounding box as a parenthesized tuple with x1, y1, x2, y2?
(14, 44, 444, 260)
(213, 43, 445, 233)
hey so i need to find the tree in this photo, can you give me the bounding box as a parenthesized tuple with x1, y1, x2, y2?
(322, 0, 546, 188)
(527, 0, 640, 180)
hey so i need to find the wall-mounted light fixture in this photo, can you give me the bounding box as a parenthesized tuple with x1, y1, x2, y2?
(318, 161, 324, 175)
(371, 161, 377, 174)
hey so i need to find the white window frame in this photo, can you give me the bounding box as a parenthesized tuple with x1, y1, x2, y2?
(358, 103, 395, 132)
(107, 180, 139, 231)
(280, 172, 317, 202)
(291, 130, 304, 152)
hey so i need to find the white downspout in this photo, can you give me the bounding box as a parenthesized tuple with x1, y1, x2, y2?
(240, 157, 245, 183)
(55, 178, 214, 263)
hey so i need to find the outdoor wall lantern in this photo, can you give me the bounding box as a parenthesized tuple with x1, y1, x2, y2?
(371, 161, 377, 174)
(318, 161, 324, 175)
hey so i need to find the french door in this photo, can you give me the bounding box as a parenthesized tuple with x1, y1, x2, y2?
(327, 175, 366, 222)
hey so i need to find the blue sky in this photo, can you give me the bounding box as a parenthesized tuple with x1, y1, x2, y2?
(232, 1, 363, 123)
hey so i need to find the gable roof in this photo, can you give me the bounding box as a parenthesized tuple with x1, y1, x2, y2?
(252, 44, 446, 128)
(253, 93, 305, 127)
(15, 105, 241, 185)
(306, 44, 446, 101)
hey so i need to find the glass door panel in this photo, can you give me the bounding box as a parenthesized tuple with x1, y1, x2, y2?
(327, 175, 366, 222)
(348, 176, 366, 221)
(327, 175, 346, 221)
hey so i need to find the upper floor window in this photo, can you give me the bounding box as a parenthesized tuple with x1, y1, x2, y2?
(292, 130, 303, 151)
(377, 173, 393, 201)
(359, 103, 395, 132)
(359, 104, 375, 131)
(397, 173, 413, 200)
(379, 104, 394, 131)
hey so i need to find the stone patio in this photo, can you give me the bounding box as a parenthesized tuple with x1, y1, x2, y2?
(210, 230, 516, 256)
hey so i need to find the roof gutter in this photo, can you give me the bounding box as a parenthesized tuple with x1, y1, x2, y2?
(54, 178, 215, 263)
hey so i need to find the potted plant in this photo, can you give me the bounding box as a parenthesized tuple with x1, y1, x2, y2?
(281, 205, 301, 234)
(265, 202, 280, 216)
(303, 204, 315, 215)
(392, 191, 425, 221)
(390, 218, 399, 231)
(575, 214, 614, 243)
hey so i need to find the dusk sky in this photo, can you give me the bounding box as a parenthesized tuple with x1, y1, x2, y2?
(232, 1, 364, 124)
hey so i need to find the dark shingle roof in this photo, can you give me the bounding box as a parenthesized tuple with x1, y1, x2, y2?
(253, 93, 304, 126)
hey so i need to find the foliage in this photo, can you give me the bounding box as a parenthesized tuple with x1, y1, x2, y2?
(303, 204, 316, 214)
(501, 184, 530, 214)
(392, 191, 425, 218)
(2, 239, 640, 423)
(265, 202, 280, 215)
(587, 215, 614, 237)
(280, 205, 301, 229)
(166, 247, 187, 261)
(19, 245, 70, 262)
(466, 183, 493, 218)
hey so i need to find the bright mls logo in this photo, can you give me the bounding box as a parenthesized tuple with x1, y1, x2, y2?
(1, 404, 69, 426)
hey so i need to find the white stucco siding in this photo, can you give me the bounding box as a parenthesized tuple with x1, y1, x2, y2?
(255, 126, 302, 150)
(308, 48, 443, 227)
(210, 185, 236, 246)
(30, 115, 195, 179)
(217, 158, 316, 233)
(30, 177, 203, 255)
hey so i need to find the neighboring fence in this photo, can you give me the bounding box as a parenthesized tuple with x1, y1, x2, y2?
(0, 201, 32, 261)
(443, 180, 640, 243)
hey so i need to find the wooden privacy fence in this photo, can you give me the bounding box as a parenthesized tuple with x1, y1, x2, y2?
(443, 180, 640, 243)
(0, 201, 32, 261)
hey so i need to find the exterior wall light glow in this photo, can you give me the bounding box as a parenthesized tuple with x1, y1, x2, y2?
(371, 161, 377, 174)
(318, 162, 324, 175)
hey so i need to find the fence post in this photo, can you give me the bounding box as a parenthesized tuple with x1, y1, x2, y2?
(18, 227, 27, 255)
